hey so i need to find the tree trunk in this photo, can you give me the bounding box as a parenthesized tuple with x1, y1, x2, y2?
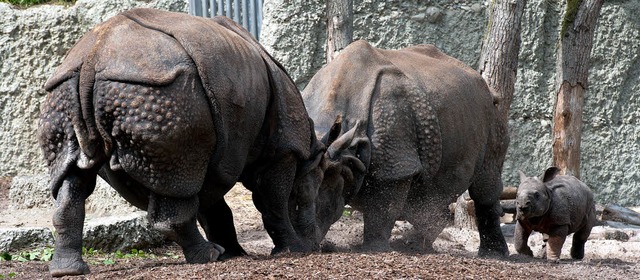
(452, 0, 526, 230)
(552, 0, 604, 178)
(477, 0, 527, 123)
(326, 0, 353, 63)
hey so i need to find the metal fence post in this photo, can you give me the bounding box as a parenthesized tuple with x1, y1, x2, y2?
(189, 0, 262, 40)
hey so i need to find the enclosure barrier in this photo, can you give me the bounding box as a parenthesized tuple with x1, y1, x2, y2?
(189, 0, 264, 40)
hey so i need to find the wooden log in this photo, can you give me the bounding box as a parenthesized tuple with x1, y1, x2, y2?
(500, 199, 517, 214)
(601, 204, 640, 226)
(500, 186, 517, 200)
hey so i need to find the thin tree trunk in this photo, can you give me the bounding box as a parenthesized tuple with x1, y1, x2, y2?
(452, 0, 527, 230)
(477, 0, 527, 123)
(326, 0, 353, 63)
(552, 0, 603, 178)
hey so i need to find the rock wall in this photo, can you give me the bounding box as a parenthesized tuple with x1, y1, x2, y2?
(0, 0, 638, 206)
(261, 0, 640, 206)
(0, 0, 188, 177)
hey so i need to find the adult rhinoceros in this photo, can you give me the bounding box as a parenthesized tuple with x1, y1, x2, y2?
(39, 8, 326, 277)
(303, 40, 509, 257)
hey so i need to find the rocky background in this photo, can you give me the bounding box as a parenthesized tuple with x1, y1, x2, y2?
(261, 0, 640, 206)
(0, 0, 638, 216)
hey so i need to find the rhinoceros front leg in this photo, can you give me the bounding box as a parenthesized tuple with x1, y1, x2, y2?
(514, 220, 533, 257)
(49, 169, 96, 277)
(546, 225, 569, 261)
(197, 198, 247, 260)
(148, 193, 224, 263)
(253, 156, 310, 254)
(405, 191, 452, 253)
(360, 179, 411, 252)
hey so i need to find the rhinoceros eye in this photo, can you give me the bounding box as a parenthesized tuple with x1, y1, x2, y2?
(534, 192, 541, 200)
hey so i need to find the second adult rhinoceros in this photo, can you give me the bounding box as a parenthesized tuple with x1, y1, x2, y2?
(39, 8, 326, 277)
(303, 40, 509, 256)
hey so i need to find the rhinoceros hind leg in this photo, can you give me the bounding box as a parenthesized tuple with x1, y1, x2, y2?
(49, 256, 90, 277)
(148, 194, 224, 263)
(198, 198, 247, 260)
(474, 201, 509, 257)
(570, 225, 591, 259)
(50, 169, 96, 277)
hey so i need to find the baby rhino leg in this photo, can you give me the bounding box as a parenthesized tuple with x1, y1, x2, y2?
(571, 225, 592, 259)
(546, 225, 569, 261)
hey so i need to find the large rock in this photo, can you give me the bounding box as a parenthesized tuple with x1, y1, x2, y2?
(8, 175, 138, 216)
(0, 212, 165, 253)
(260, 0, 640, 206)
(2, 176, 160, 252)
(0, 227, 54, 252)
(0, 0, 188, 177)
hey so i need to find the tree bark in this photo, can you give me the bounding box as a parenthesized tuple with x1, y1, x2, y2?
(552, 0, 604, 178)
(326, 0, 353, 63)
(477, 0, 527, 123)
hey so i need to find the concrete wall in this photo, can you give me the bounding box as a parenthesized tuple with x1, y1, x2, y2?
(260, 0, 640, 206)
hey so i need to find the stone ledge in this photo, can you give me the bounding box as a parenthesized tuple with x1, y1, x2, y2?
(0, 211, 165, 253)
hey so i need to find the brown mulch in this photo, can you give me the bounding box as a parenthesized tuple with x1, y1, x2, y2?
(2, 247, 638, 279)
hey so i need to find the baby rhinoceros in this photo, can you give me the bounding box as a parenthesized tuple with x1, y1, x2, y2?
(515, 167, 596, 261)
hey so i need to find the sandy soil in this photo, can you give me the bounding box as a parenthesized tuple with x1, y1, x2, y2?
(1, 186, 639, 279)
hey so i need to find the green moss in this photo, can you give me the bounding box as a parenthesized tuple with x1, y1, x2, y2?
(561, 0, 583, 38)
(0, 0, 75, 8)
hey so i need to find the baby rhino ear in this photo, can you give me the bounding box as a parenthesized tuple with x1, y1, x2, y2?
(518, 170, 527, 182)
(542, 167, 562, 183)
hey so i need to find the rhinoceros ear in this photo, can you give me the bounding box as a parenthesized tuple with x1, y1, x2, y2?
(518, 170, 528, 182)
(542, 166, 562, 183)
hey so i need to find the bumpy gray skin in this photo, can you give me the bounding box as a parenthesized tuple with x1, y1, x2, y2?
(515, 167, 597, 261)
(303, 40, 509, 257)
(38, 8, 325, 277)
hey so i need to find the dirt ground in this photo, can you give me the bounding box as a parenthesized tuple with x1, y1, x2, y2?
(1, 186, 639, 279)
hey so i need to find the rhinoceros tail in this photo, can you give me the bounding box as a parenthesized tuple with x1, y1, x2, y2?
(74, 46, 106, 170)
(41, 24, 114, 198)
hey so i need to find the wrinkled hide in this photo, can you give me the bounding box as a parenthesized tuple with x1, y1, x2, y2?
(39, 8, 324, 277)
(515, 167, 596, 260)
(303, 40, 509, 256)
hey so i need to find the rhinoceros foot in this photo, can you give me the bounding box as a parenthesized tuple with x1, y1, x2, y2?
(356, 240, 392, 253)
(184, 242, 225, 263)
(49, 255, 90, 277)
(270, 240, 313, 255)
(217, 245, 248, 261)
(478, 243, 509, 259)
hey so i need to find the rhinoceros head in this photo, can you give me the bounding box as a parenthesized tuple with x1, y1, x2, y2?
(516, 167, 561, 220)
(314, 116, 370, 239)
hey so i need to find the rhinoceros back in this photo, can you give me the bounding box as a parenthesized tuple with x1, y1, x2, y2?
(41, 8, 314, 197)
